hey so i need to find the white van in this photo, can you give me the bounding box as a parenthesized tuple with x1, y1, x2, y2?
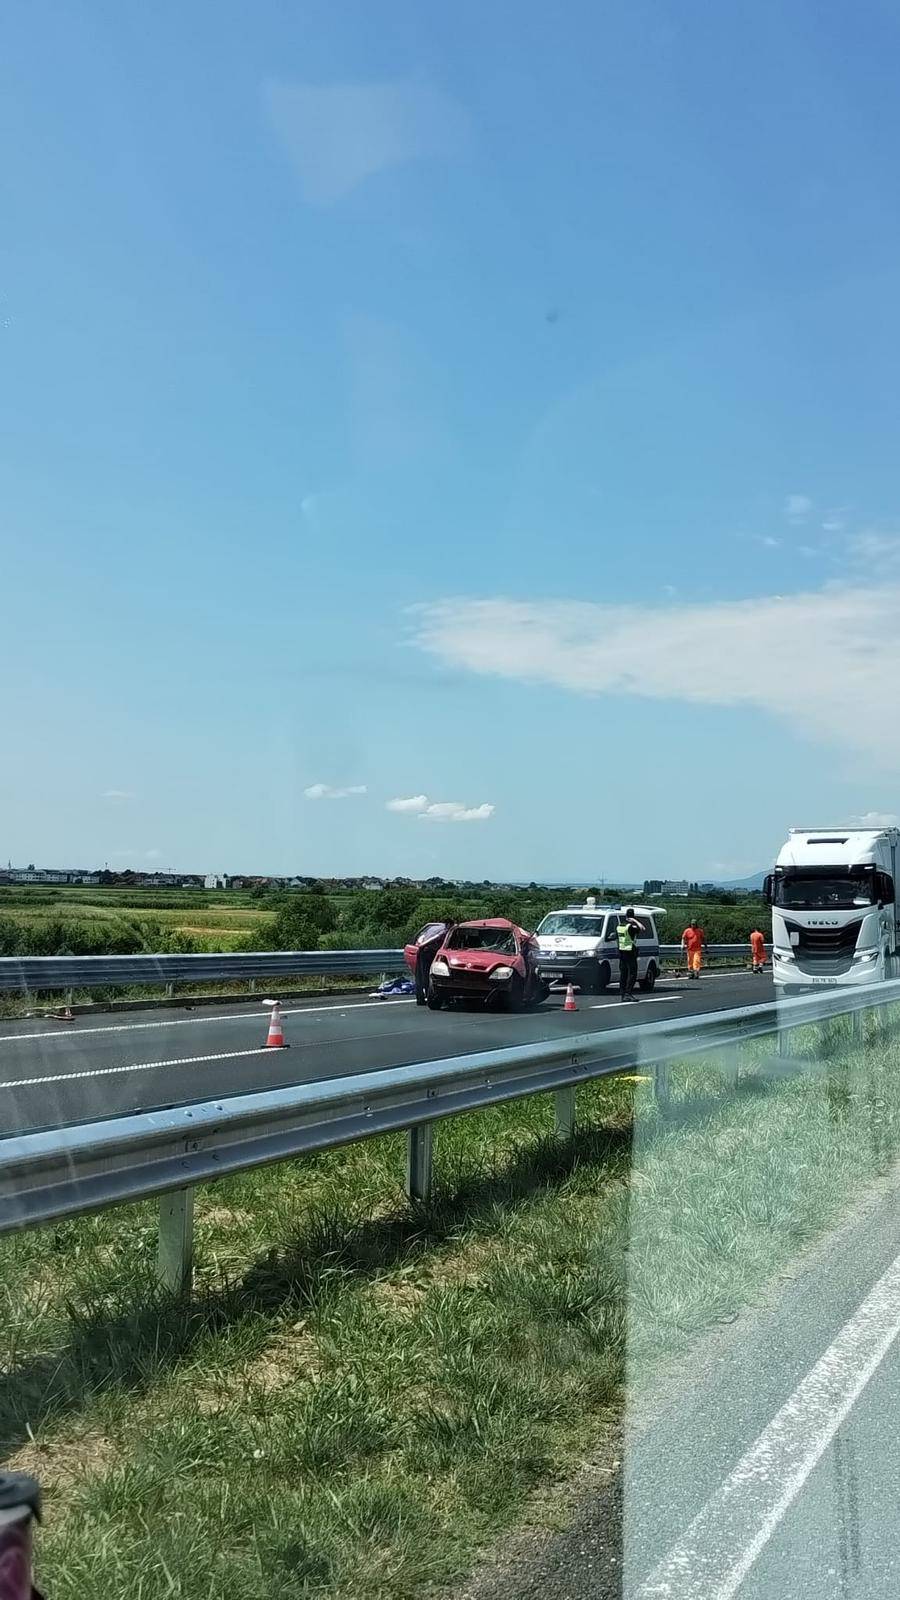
(535, 901, 664, 992)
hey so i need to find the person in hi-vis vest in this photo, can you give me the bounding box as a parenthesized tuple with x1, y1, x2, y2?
(616, 907, 645, 1001)
(681, 920, 706, 978)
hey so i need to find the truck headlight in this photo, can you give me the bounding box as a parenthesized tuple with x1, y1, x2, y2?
(430, 958, 449, 977)
(855, 951, 879, 963)
(774, 949, 794, 962)
(492, 966, 513, 980)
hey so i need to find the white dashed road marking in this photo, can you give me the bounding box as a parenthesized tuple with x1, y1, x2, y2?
(635, 1248, 900, 1598)
(590, 996, 684, 1010)
(0, 1045, 277, 1090)
(0, 996, 414, 1047)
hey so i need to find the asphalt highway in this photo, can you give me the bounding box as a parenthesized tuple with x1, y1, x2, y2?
(0, 970, 770, 1135)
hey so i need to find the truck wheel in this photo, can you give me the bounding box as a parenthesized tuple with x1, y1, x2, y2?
(640, 962, 658, 992)
(596, 961, 611, 993)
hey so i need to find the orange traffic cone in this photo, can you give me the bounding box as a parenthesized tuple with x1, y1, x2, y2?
(564, 983, 577, 1012)
(264, 1001, 287, 1048)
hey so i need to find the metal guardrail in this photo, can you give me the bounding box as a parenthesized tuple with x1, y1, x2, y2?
(1, 977, 896, 1295)
(0, 944, 751, 994)
(0, 949, 407, 993)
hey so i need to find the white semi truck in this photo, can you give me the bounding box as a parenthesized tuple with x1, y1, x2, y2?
(765, 826, 900, 989)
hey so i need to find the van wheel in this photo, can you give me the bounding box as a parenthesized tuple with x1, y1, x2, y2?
(640, 962, 657, 992)
(596, 961, 611, 993)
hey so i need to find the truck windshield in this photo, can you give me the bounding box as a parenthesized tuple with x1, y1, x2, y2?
(538, 915, 606, 936)
(774, 874, 875, 909)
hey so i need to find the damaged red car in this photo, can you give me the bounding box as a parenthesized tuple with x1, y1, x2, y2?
(407, 917, 548, 1011)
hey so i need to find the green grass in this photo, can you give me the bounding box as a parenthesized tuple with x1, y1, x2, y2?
(3, 1013, 900, 1597)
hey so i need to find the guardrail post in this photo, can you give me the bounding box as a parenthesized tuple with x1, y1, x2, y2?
(653, 1058, 671, 1110)
(406, 1124, 433, 1204)
(777, 1024, 793, 1058)
(158, 1188, 194, 1295)
(65, 987, 74, 1008)
(554, 1085, 576, 1141)
(165, 981, 175, 999)
(850, 1008, 863, 1044)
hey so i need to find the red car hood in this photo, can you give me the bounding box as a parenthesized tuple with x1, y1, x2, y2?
(441, 947, 522, 973)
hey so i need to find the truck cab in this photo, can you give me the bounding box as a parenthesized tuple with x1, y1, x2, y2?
(766, 827, 899, 989)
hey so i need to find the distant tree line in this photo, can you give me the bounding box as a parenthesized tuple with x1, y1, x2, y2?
(0, 885, 766, 959)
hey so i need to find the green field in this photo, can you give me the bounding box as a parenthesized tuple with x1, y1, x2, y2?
(1, 1013, 896, 1599)
(0, 884, 766, 962)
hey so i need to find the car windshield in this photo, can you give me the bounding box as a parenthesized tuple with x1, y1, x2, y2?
(447, 926, 518, 954)
(774, 874, 875, 909)
(538, 914, 607, 937)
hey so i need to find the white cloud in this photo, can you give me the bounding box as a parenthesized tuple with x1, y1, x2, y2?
(422, 801, 494, 824)
(851, 811, 900, 828)
(387, 794, 494, 823)
(848, 530, 900, 572)
(822, 519, 844, 533)
(101, 789, 134, 802)
(412, 587, 900, 767)
(785, 493, 813, 523)
(760, 536, 780, 549)
(264, 78, 471, 205)
(304, 783, 367, 801)
(145, 849, 162, 860)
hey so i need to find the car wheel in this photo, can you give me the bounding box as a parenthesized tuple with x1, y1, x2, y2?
(640, 962, 658, 992)
(506, 974, 526, 1012)
(596, 961, 611, 993)
(426, 986, 444, 1010)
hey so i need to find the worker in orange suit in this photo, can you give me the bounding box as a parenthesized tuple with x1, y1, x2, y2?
(750, 928, 766, 975)
(681, 919, 706, 979)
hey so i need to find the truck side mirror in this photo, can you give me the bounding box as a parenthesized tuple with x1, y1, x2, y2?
(763, 875, 774, 904)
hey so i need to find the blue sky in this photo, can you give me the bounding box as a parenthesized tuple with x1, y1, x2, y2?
(4, 0, 900, 883)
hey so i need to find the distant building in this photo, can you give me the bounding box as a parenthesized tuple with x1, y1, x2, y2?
(360, 877, 384, 891)
(5, 866, 100, 885)
(204, 873, 227, 890)
(643, 878, 690, 897)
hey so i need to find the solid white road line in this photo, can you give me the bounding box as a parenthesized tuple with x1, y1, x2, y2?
(0, 996, 415, 1047)
(633, 1246, 900, 1599)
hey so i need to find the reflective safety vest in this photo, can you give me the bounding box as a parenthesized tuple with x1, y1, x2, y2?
(616, 922, 635, 953)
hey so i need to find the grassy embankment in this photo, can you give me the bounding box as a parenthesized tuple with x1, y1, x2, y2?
(2, 1011, 898, 1598)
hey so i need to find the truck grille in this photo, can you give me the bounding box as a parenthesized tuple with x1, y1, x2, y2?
(784, 918, 861, 973)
